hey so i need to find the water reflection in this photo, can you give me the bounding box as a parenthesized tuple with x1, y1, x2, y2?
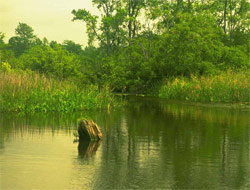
(93, 96, 249, 189)
(0, 96, 249, 189)
(78, 140, 102, 159)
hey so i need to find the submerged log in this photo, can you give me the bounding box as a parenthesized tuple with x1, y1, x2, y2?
(78, 119, 103, 141)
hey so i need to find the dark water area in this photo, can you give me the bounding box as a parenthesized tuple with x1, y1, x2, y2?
(0, 96, 249, 189)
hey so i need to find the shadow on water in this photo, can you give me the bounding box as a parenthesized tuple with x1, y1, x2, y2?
(78, 140, 102, 159)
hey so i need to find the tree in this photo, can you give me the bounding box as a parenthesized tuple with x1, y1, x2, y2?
(0, 32, 16, 67)
(124, 0, 146, 40)
(72, 1, 127, 55)
(0, 32, 6, 62)
(72, 0, 147, 55)
(9, 23, 40, 57)
(152, 13, 226, 77)
(62, 40, 83, 55)
(17, 45, 81, 79)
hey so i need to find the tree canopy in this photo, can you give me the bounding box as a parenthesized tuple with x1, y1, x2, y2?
(1, 0, 249, 93)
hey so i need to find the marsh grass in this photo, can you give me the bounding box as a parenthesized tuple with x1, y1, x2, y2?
(159, 71, 250, 103)
(0, 71, 116, 112)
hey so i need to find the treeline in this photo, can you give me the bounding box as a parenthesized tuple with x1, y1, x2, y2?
(1, 0, 250, 94)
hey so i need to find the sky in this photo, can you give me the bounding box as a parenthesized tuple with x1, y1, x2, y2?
(0, 0, 98, 46)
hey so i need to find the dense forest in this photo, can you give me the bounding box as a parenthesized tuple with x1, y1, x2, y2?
(0, 0, 250, 111)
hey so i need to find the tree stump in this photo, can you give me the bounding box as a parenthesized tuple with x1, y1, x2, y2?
(78, 119, 103, 141)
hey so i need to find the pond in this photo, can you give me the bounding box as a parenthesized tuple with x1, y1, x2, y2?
(0, 96, 249, 189)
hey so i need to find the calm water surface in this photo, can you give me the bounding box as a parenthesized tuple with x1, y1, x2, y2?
(0, 96, 249, 189)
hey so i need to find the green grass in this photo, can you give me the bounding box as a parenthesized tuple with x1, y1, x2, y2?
(159, 71, 250, 103)
(0, 71, 117, 112)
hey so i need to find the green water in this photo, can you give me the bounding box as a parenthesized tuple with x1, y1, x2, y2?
(0, 96, 249, 189)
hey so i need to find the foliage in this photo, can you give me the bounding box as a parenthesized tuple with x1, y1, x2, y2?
(151, 13, 249, 77)
(0, 71, 117, 112)
(0, 33, 17, 67)
(159, 71, 250, 103)
(62, 40, 83, 55)
(0, 0, 249, 106)
(100, 40, 157, 93)
(16, 45, 81, 79)
(72, 0, 146, 55)
(0, 62, 12, 73)
(8, 23, 41, 57)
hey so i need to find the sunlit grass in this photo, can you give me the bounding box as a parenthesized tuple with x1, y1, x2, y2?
(159, 71, 250, 103)
(0, 71, 117, 112)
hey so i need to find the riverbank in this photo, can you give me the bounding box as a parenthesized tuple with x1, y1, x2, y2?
(0, 71, 117, 112)
(1, 70, 249, 113)
(159, 71, 249, 103)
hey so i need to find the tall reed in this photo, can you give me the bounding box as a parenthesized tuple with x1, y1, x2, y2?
(0, 71, 116, 112)
(159, 71, 250, 103)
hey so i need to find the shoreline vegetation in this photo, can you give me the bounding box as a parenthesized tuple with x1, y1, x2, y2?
(1, 1, 250, 112)
(159, 71, 250, 103)
(0, 71, 117, 112)
(1, 69, 249, 113)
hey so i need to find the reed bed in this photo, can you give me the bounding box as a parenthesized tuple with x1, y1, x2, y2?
(0, 71, 116, 112)
(159, 71, 250, 103)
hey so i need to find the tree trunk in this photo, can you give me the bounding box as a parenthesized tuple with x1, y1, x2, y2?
(224, 0, 228, 34)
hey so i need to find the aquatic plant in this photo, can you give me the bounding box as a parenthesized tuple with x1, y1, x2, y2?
(159, 71, 250, 103)
(0, 71, 117, 112)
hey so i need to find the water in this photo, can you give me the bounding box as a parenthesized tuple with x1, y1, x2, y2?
(0, 96, 249, 189)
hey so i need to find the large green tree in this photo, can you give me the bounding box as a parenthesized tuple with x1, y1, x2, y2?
(9, 23, 41, 57)
(72, 0, 148, 55)
(72, 1, 127, 55)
